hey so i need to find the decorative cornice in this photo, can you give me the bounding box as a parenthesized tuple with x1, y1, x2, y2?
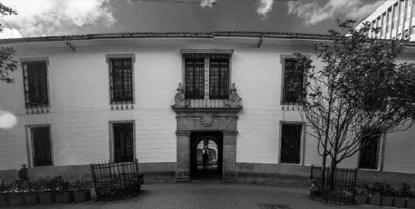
(180, 49, 234, 55)
(175, 130, 191, 136)
(106, 53, 136, 63)
(222, 130, 239, 136)
(0, 31, 338, 45)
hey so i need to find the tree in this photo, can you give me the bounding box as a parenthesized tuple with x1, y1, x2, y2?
(0, 3, 17, 83)
(293, 20, 415, 189)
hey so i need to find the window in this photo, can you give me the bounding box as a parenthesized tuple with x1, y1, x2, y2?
(30, 126, 53, 167)
(23, 60, 49, 112)
(182, 52, 231, 100)
(184, 54, 205, 99)
(282, 58, 305, 104)
(209, 54, 230, 99)
(358, 130, 381, 169)
(280, 123, 303, 164)
(112, 122, 134, 162)
(109, 58, 133, 104)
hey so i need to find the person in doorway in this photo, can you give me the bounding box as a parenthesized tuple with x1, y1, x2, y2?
(202, 150, 209, 173)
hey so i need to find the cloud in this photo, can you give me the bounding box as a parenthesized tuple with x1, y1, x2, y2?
(256, 0, 274, 18)
(0, 28, 23, 39)
(287, 0, 385, 26)
(200, 0, 217, 8)
(0, 0, 115, 38)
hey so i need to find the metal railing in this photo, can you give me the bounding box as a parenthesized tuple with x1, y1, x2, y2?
(187, 99, 227, 108)
(90, 159, 143, 201)
(309, 165, 358, 205)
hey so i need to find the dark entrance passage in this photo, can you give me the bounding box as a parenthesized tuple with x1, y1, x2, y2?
(190, 131, 223, 181)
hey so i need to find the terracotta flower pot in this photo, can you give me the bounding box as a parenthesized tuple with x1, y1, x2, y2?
(0, 194, 8, 206)
(369, 193, 381, 205)
(39, 192, 54, 204)
(355, 194, 368, 204)
(394, 197, 406, 208)
(55, 191, 73, 203)
(24, 193, 39, 205)
(73, 190, 91, 203)
(381, 196, 393, 207)
(8, 193, 25, 206)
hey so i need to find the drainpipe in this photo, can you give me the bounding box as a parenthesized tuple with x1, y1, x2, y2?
(257, 35, 264, 48)
(65, 38, 76, 51)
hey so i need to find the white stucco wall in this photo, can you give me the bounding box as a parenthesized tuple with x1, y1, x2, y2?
(0, 39, 414, 175)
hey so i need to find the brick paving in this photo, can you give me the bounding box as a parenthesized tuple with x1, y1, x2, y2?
(3, 183, 379, 209)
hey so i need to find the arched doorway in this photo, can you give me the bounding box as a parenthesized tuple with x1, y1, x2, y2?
(190, 131, 223, 180)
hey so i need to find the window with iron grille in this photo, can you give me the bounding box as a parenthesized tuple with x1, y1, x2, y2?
(113, 122, 134, 163)
(184, 54, 205, 99)
(30, 126, 52, 167)
(109, 58, 133, 104)
(209, 54, 230, 99)
(183, 53, 230, 99)
(282, 58, 304, 104)
(23, 61, 49, 110)
(280, 123, 302, 164)
(359, 133, 380, 169)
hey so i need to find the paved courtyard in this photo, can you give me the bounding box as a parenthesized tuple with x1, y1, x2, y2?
(4, 183, 381, 209)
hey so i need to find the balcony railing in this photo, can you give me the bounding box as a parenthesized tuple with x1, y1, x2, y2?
(187, 99, 227, 108)
(171, 83, 242, 109)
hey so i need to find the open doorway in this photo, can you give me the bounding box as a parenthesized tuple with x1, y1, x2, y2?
(190, 131, 223, 181)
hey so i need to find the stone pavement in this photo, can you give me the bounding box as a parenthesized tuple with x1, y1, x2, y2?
(3, 183, 382, 209)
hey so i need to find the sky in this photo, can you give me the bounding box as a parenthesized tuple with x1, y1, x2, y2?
(0, 0, 387, 39)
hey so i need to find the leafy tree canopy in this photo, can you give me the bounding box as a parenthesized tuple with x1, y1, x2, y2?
(0, 3, 17, 83)
(293, 20, 415, 173)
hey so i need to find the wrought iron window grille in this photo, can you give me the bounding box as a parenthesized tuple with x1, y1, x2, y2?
(282, 58, 305, 105)
(31, 126, 52, 167)
(280, 123, 302, 164)
(183, 53, 230, 100)
(23, 61, 50, 114)
(109, 58, 134, 110)
(112, 122, 134, 163)
(358, 133, 380, 169)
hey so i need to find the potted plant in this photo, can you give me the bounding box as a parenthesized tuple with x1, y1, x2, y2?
(24, 180, 40, 205)
(38, 176, 60, 204)
(368, 182, 383, 205)
(0, 180, 10, 206)
(408, 190, 415, 209)
(355, 185, 369, 204)
(70, 179, 92, 203)
(381, 183, 395, 207)
(308, 179, 321, 197)
(7, 181, 24, 206)
(396, 183, 411, 208)
(55, 179, 73, 203)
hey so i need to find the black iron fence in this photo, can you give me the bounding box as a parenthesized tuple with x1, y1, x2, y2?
(90, 159, 144, 201)
(309, 165, 358, 205)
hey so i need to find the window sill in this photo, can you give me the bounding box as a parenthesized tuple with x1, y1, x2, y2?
(281, 104, 302, 111)
(26, 106, 50, 114)
(110, 103, 134, 110)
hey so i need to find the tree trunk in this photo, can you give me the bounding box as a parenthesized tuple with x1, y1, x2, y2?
(321, 151, 327, 192)
(329, 160, 337, 191)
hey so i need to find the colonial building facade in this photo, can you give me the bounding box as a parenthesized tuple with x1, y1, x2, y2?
(0, 32, 414, 185)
